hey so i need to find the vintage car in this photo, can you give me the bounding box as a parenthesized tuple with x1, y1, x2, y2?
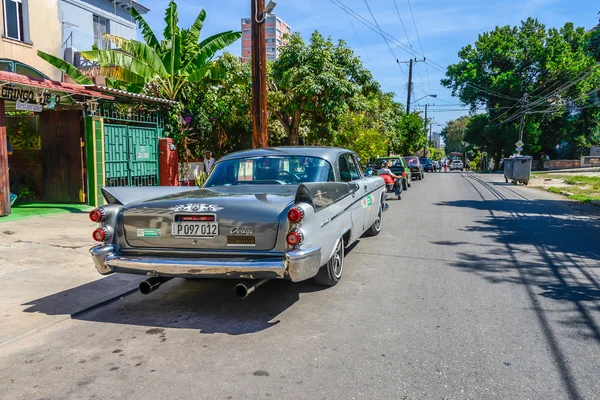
(89, 147, 387, 298)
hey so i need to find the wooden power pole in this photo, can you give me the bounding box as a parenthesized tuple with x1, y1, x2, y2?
(397, 58, 425, 114)
(251, 0, 268, 148)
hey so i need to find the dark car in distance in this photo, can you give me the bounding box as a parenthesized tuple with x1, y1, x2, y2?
(404, 156, 424, 180)
(420, 158, 434, 172)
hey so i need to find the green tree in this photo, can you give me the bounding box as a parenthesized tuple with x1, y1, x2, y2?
(396, 112, 427, 155)
(442, 18, 600, 164)
(269, 32, 378, 145)
(441, 116, 470, 154)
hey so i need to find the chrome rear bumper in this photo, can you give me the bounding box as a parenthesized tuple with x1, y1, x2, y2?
(90, 245, 321, 282)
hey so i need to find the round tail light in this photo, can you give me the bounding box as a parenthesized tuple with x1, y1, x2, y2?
(287, 207, 304, 223)
(286, 230, 304, 247)
(92, 227, 108, 242)
(89, 208, 106, 222)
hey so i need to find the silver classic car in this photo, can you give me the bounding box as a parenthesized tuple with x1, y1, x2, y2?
(90, 147, 386, 298)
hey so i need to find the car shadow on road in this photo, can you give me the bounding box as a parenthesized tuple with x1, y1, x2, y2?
(21, 276, 327, 336)
(433, 196, 600, 400)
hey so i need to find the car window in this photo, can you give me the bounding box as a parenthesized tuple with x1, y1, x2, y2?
(339, 155, 352, 182)
(205, 156, 334, 187)
(351, 155, 363, 179)
(339, 154, 360, 182)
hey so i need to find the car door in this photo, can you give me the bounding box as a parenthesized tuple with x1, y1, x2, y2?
(338, 153, 368, 241)
(350, 153, 379, 229)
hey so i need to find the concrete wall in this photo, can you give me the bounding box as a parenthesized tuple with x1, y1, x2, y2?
(0, 0, 62, 80)
(544, 160, 581, 170)
(59, 0, 137, 55)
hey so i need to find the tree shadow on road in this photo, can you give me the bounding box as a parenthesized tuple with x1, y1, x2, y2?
(433, 196, 600, 400)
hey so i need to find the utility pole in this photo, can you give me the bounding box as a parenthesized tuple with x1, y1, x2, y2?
(419, 103, 434, 157)
(251, 0, 268, 148)
(517, 93, 527, 155)
(397, 58, 425, 114)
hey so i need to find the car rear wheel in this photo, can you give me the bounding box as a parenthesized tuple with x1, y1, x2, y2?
(364, 203, 383, 236)
(314, 237, 344, 286)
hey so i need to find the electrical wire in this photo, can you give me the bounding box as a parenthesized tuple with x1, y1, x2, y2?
(329, 0, 525, 102)
(406, 0, 432, 95)
(361, 0, 408, 83)
(346, 12, 387, 86)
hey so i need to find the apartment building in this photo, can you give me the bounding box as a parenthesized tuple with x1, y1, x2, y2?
(59, 0, 149, 67)
(241, 13, 291, 62)
(1, 0, 62, 80)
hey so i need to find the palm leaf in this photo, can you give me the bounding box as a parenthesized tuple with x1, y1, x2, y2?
(130, 6, 159, 50)
(80, 50, 158, 81)
(188, 9, 206, 45)
(188, 65, 225, 82)
(37, 50, 93, 85)
(163, 0, 179, 43)
(162, 34, 181, 75)
(184, 31, 242, 74)
(99, 66, 147, 85)
(103, 34, 168, 77)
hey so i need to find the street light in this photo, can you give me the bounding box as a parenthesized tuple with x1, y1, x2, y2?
(410, 94, 437, 105)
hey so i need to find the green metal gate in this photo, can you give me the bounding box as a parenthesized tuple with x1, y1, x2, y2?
(104, 124, 160, 186)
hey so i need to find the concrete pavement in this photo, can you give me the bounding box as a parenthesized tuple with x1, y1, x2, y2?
(0, 172, 599, 399)
(0, 211, 142, 345)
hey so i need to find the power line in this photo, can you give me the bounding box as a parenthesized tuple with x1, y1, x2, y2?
(362, 0, 408, 84)
(405, 0, 432, 95)
(345, 12, 387, 86)
(329, 0, 524, 102)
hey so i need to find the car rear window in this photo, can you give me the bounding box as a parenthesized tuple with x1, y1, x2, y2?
(405, 157, 419, 166)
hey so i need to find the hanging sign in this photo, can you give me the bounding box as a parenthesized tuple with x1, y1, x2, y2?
(15, 100, 42, 112)
(1, 86, 61, 107)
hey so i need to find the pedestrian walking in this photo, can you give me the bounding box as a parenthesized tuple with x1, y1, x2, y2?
(203, 151, 215, 174)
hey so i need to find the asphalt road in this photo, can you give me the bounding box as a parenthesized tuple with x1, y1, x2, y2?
(1, 172, 599, 400)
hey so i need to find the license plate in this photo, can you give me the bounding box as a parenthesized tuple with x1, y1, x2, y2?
(171, 222, 219, 237)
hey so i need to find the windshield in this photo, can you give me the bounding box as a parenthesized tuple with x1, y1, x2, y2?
(405, 157, 419, 166)
(204, 156, 335, 187)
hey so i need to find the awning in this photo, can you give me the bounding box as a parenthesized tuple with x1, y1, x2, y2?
(0, 70, 113, 100)
(86, 85, 177, 105)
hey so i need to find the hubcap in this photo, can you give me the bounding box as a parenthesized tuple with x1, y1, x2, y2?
(332, 240, 343, 278)
(373, 207, 382, 231)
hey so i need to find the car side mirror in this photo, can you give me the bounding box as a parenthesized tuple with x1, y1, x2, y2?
(348, 182, 360, 194)
(365, 168, 373, 177)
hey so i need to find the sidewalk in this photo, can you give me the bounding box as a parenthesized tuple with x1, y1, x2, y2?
(0, 210, 141, 346)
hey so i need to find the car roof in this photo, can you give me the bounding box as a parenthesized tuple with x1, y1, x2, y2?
(219, 146, 352, 165)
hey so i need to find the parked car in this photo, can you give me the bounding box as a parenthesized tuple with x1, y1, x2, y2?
(450, 159, 464, 171)
(89, 147, 387, 298)
(404, 156, 424, 180)
(420, 158, 434, 172)
(374, 157, 412, 190)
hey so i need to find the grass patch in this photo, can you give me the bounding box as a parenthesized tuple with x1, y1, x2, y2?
(545, 175, 600, 203)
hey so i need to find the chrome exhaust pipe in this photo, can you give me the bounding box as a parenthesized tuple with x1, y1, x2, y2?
(139, 277, 172, 295)
(234, 279, 269, 299)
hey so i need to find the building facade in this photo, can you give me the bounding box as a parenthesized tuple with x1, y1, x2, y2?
(241, 14, 291, 62)
(1, 0, 62, 80)
(59, 0, 148, 67)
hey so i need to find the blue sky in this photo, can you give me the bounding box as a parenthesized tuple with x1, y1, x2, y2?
(140, 0, 599, 131)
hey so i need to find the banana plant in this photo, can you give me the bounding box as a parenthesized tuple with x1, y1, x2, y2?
(77, 1, 241, 101)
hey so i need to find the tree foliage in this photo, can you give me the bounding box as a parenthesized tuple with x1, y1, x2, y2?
(269, 32, 379, 145)
(442, 18, 600, 166)
(441, 116, 470, 154)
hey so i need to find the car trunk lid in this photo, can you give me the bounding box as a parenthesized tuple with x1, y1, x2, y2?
(121, 185, 296, 251)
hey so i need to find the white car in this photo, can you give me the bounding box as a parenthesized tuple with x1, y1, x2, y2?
(450, 160, 464, 171)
